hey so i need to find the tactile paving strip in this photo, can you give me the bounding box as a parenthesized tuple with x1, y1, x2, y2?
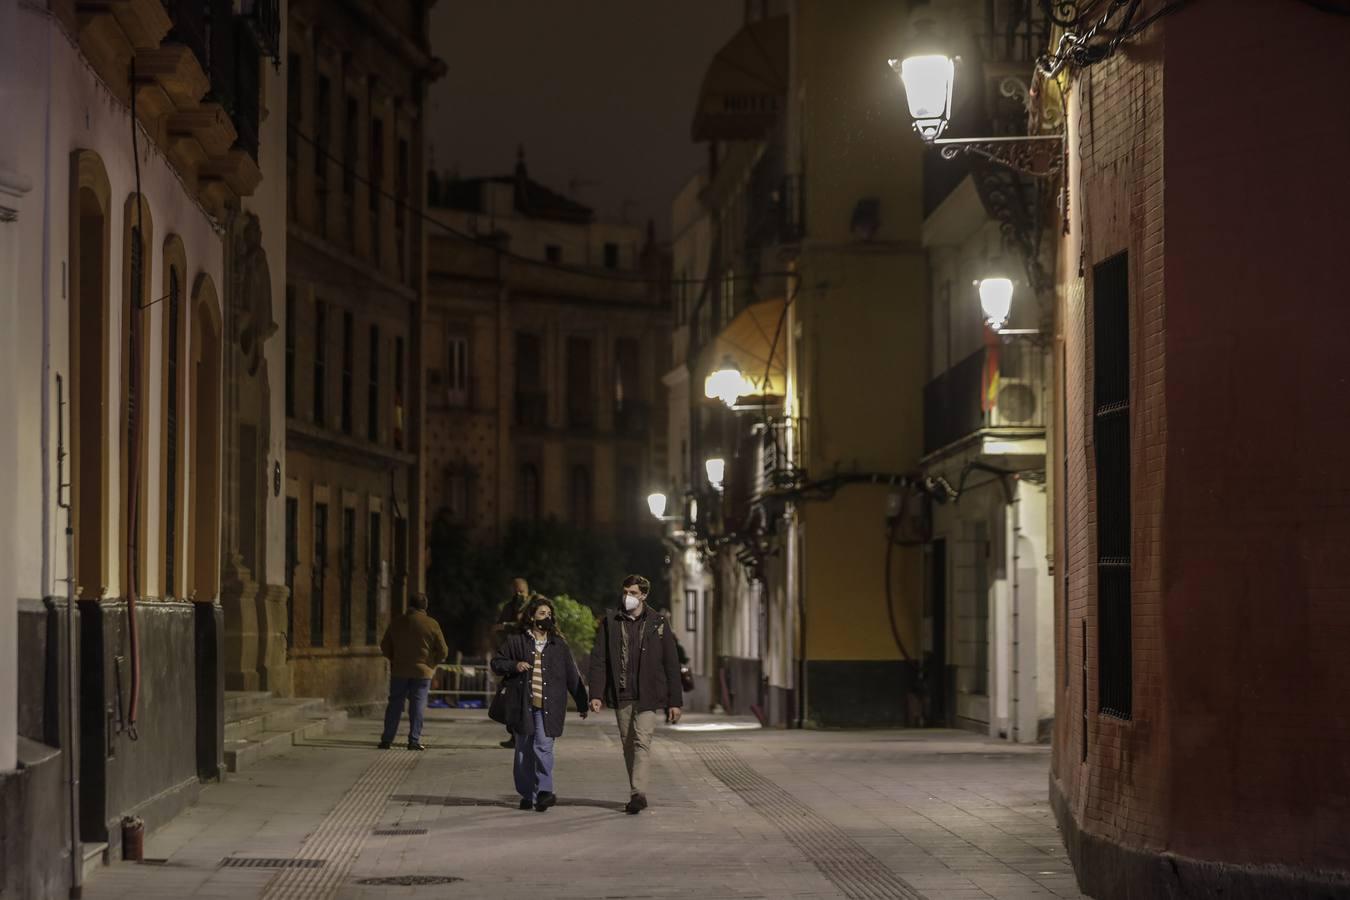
(692, 742, 925, 900)
(260, 749, 421, 899)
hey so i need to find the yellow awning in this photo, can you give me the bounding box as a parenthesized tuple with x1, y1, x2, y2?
(702, 296, 787, 399)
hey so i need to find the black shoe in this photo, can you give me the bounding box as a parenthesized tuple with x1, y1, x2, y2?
(624, 793, 648, 815)
(500, 736, 516, 749)
(377, 741, 392, 750)
(407, 740, 427, 751)
(534, 791, 557, 812)
(519, 798, 534, 811)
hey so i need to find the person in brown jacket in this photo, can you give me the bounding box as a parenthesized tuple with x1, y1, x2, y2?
(378, 593, 448, 750)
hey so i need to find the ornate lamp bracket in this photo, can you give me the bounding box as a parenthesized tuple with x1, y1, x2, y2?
(934, 134, 1064, 178)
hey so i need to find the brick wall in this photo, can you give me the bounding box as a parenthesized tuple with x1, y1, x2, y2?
(1053, 1, 1350, 892)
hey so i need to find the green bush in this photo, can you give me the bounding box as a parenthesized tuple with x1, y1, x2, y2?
(549, 594, 597, 661)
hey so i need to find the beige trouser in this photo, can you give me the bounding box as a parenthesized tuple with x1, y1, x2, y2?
(614, 701, 658, 796)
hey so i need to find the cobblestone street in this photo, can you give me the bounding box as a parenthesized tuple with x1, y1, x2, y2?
(82, 711, 1084, 900)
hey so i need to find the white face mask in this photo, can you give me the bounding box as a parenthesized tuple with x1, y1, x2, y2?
(622, 593, 641, 612)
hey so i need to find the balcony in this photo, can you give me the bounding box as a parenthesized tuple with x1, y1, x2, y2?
(923, 334, 1046, 457)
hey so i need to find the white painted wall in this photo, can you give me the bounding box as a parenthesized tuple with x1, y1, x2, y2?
(9, 8, 224, 610)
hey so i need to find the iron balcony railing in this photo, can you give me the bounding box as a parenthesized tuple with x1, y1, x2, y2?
(923, 333, 1046, 456)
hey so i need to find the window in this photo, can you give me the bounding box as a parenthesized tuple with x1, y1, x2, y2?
(312, 501, 328, 646)
(396, 138, 409, 278)
(545, 244, 561, 264)
(515, 332, 545, 427)
(614, 337, 640, 419)
(366, 510, 381, 645)
(603, 242, 619, 269)
(315, 75, 330, 179)
(313, 300, 327, 426)
(518, 464, 540, 520)
(286, 53, 301, 162)
(1093, 253, 1132, 719)
(721, 268, 736, 327)
(570, 464, 592, 527)
(445, 468, 472, 524)
(393, 336, 405, 449)
(566, 336, 593, 428)
(341, 311, 353, 434)
(618, 464, 638, 526)
(284, 285, 295, 417)
(285, 497, 298, 648)
(340, 506, 355, 646)
(369, 116, 383, 265)
(685, 589, 698, 632)
(343, 95, 357, 197)
(164, 265, 181, 597)
(447, 334, 469, 408)
(367, 324, 380, 442)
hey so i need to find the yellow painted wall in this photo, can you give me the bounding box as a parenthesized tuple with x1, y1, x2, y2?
(792, 0, 930, 663)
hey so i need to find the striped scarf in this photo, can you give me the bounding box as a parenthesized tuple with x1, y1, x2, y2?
(531, 637, 546, 708)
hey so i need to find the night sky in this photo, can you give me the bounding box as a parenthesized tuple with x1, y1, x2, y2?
(426, 1, 744, 239)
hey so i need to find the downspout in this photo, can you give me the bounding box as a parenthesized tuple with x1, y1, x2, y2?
(57, 377, 81, 898)
(1011, 485, 1022, 742)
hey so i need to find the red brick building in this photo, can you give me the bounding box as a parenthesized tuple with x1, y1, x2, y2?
(1050, 3, 1350, 897)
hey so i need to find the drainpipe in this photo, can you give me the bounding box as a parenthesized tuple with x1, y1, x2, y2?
(57, 376, 81, 898)
(1011, 484, 1021, 743)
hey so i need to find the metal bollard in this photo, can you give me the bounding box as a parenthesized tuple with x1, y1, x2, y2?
(121, 816, 144, 861)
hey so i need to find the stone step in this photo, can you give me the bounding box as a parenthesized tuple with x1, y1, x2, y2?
(224, 698, 328, 743)
(223, 708, 348, 773)
(82, 841, 108, 881)
(224, 690, 273, 719)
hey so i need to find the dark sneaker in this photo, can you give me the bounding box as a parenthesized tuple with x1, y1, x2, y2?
(499, 736, 516, 749)
(519, 798, 534, 811)
(407, 741, 427, 751)
(534, 791, 557, 812)
(624, 793, 648, 815)
(377, 741, 392, 750)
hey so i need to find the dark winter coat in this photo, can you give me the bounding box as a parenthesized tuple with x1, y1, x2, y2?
(587, 607, 684, 713)
(490, 631, 589, 738)
(379, 609, 449, 679)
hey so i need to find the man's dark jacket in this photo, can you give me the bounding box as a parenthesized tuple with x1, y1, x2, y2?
(490, 632, 589, 738)
(379, 609, 449, 679)
(587, 607, 684, 713)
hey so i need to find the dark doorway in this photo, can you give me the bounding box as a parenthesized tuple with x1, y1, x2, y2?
(925, 539, 949, 726)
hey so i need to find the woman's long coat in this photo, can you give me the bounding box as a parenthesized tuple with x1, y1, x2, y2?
(490, 632, 589, 738)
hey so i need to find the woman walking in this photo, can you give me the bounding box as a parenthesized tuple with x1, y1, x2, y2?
(491, 597, 590, 811)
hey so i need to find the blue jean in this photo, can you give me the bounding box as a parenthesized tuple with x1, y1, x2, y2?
(513, 708, 555, 802)
(381, 677, 430, 744)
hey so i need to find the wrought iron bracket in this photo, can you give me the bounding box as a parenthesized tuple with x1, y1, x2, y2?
(933, 134, 1064, 178)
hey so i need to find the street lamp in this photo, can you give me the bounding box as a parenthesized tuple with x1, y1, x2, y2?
(977, 277, 1014, 331)
(704, 355, 751, 408)
(895, 54, 954, 141)
(705, 457, 726, 491)
(647, 492, 668, 520)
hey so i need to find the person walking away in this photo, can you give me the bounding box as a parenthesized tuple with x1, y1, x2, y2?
(491, 598, 589, 811)
(378, 592, 448, 750)
(587, 575, 683, 814)
(493, 577, 534, 749)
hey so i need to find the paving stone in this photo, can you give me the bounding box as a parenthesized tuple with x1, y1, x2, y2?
(82, 711, 1087, 900)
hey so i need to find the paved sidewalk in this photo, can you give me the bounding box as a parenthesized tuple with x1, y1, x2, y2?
(82, 709, 1087, 900)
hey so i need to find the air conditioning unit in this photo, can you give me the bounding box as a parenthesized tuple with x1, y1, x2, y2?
(992, 377, 1037, 427)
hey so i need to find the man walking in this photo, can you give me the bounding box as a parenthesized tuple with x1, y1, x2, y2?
(588, 574, 683, 814)
(493, 577, 535, 749)
(378, 592, 448, 750)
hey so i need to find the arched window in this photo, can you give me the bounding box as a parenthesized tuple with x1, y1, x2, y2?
(70, 151, 111, 598)
(122, 195, 152, 600)
(518, 464, 540, 521)
(161, 237, 188, 598)
(570, 464, 592, 528)
(188, 276, 222, 601)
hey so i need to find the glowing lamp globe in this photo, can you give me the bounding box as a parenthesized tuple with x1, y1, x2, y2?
(705, 457, 726, 490)
(704, 356, 748, 408)
(647, 492, 668, 520)
(978, 277, 1014, 330)
(892, 54, 954, 141)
